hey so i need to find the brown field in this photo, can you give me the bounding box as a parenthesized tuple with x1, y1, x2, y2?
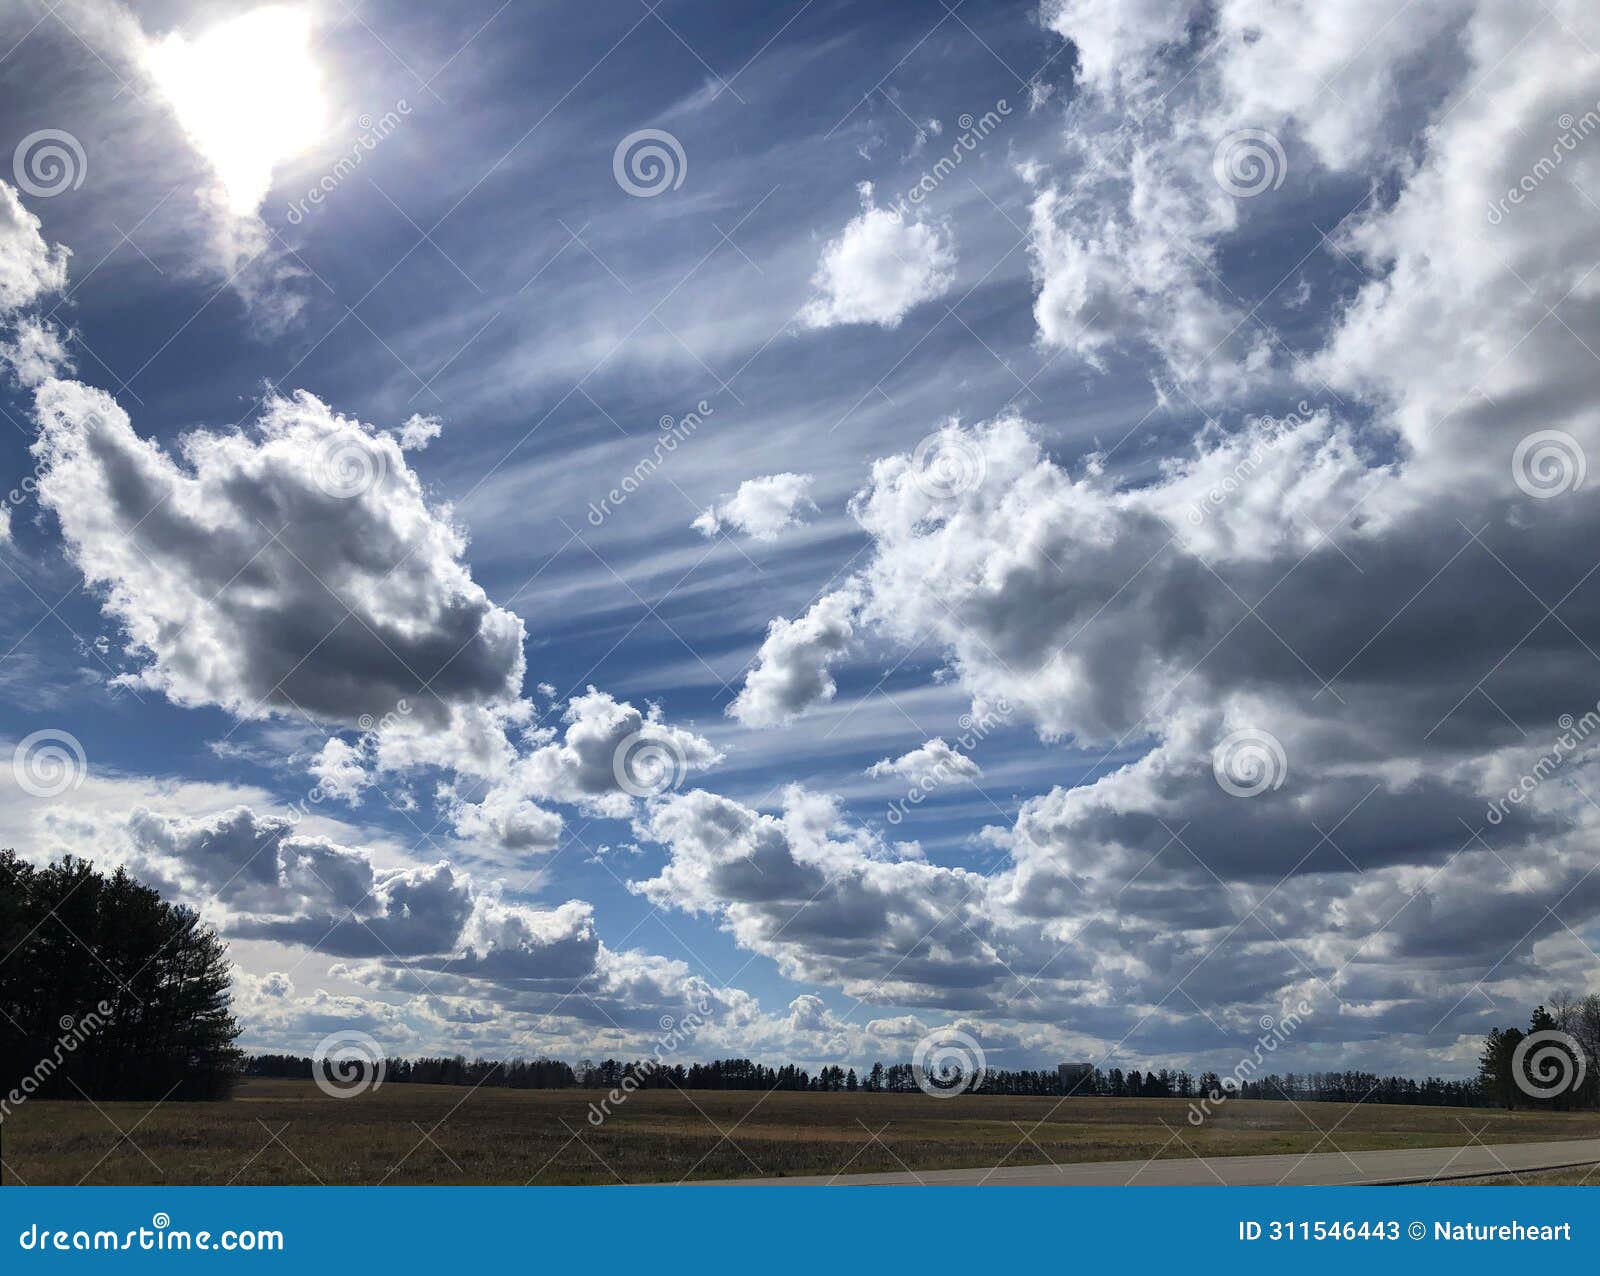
(6, 1079, 1600, 1186)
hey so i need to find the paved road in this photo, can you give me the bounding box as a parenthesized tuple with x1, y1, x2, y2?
(700, 1137, 1600, 1186)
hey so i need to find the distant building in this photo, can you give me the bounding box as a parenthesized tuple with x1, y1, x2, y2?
(1058, 1062, 1093, 1093)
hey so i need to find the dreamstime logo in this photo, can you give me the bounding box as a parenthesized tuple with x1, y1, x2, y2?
(911, 1028, 986, 1098)
(910, 432, 987, 500)
(0, 999, 113, 1122)
(1513, 1029, 1587, 1100)
(311, 1029, 386, 1098)
(884, 702, 1012, 826)
(587, 999, 714, 1127)
(313, 432, 388, 500)
(13, 129, 87, 198)
(357, 699, 412, 735)
(283, 99, 411, 224)
(1211, 129, 1287, 197)
(1487, 101, 1600, 224)
(613, 129, 686, 197)
(884, 98, 1012, 222)
(1187, 1000, 1313, 1125)
(612, 731, 688, 798)
(1486, 700, 1600, 825)
(1512, 429, 1585, 499)
(587, 400, 714, 526)
(12, 729, 87, 798)
(1183, 401, 1314, 527)
(1212, 728, 1287, 798)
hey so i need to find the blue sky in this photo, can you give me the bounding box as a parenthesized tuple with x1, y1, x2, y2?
(3, 0, 1600, 1083)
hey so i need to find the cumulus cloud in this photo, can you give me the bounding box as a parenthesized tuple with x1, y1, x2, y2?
(28, 374, 717, 854)
(126, 805, 474, 956)
(0, 183, 71, 389)
(635, 786, 1038, 1004)
(309, 738, 370, 804)
(728, 583, 863, 726)
(2, 315, 73, 387)
(32, 382, 526, 727)
(0, 182, 69, 312)
(314, 686, 722, 853)
(699, 0, 1600, 1058)
(1027, 0, 1464, 399)
(17, 0, 1600, 1076)
(396, 413, 443, 451)
(692, 472, 816, 541)
(801, 183, 955, 329)
(867, 738, 981, 784)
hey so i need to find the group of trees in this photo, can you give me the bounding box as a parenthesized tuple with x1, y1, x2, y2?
(1478, 996, 1600, 1109)
(1, 851, 241, 1103)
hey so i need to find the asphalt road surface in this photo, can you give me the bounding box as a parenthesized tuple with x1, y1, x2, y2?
(701, 1137, 1600, 1186)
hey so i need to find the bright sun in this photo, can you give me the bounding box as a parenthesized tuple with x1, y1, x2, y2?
(144, 6, 328, 215)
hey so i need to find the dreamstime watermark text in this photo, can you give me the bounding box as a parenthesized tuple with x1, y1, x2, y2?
(0, 1001, 114, 1123)
(283, 101, 412, 225)
(1187, 999, 1313, 1125)
(586, 401, 714, 527)
(1486, 700, 1600, 825)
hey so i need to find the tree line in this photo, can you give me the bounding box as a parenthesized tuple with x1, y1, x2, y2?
(243, 1052, 1482, 1106)
(1, 851, 241, 1105)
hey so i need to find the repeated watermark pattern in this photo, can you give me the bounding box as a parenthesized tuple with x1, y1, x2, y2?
(0, 1001, 114, 1123)
(283, 101, 412, 225)
(885, 702, 1012, 825)
(1211, 128, 1286, 198)
(586, 401, 713, 526)
(311, 1029, 386, 1098)
(313, 430, 389, 500)
(1512, 428, 1585, 498)
(884, 99, 1012, 223)
(910, 430, 987, 500)
(586, 1001, 714, 1126)
(612, 730, 690, 799)
(1212, 728, 1287, 798)
(1486, 699, 1600, 825)
(1487, 102, 1600, 224)
(612, 129, 686, 198)
(1186, 1000, 1313, 1126)
(13, 129, 86, 198)
(1512, 1029, 1587, 1100)
(911, 1027, 987, 1098)
(1184, 401, 1314, 526)
(12, 728, 89, 798)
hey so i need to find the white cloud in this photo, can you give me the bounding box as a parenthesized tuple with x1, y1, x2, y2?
(1027, 0, 1469, 400)
(0, 182, 69, 313)
(801, 183, 956, 329)
(396, 413, 443, 451)
(692, 472, 815, 541)
(866, 738, 980, 784)
(729, 583, 863, 727)
(315, 686, 723, 853)
(32, 381, 526, 728)
(309, 738, 370, 804)
(714, 0, 1600, 1039)
(2, 315, 72, 387)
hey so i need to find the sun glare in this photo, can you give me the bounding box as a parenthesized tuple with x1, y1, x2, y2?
(144, 6, 328, 215)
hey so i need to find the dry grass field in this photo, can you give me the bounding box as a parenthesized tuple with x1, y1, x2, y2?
(6, 1079, 1600, 1185)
